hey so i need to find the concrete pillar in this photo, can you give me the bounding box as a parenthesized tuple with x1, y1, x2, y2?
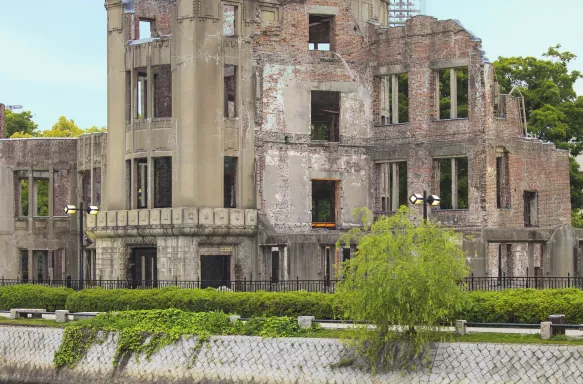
(450, 68, 457, 119)
(391, 74, 399, 124)
(105, 0, 130, 211)
(55, 310, 69, 323)
(455, 320, 467, 336)
(540, 322, 552, 340)
(298, 316, 315, 330)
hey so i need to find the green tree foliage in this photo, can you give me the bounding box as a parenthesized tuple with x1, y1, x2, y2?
(336, 207, 470, 371)
(8, 115, 107, 138)
(494, 45, 583, 219)
(4, 110, 38, 138)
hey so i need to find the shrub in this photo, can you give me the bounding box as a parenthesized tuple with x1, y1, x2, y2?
(0, 285, 74, 311)
(65, 287, 338, 319)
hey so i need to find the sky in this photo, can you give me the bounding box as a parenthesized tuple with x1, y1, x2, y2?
(0, 0, 582, 132)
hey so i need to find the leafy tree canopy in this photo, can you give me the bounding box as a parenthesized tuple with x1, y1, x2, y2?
(8, 115, 106, 138)
(336, 207, 469, 371)
(4, 110, 38, 138)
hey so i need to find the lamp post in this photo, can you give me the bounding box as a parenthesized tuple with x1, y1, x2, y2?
(65, 202, 99, 290)
(409, 190, 440, 220)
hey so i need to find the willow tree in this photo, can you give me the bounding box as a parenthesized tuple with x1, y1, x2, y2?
(336, 207, 469, 371)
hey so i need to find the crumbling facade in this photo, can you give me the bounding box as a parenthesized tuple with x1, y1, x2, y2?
(0, 0, 577, 284)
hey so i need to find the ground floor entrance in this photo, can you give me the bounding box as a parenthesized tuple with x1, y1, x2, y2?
(130, 247, 157, 288)
(200, 255, 231, 288)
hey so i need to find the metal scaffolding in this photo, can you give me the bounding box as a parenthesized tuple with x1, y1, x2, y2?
(388, 0, 426, 27)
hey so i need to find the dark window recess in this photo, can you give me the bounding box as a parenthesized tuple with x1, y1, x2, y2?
(137, 159, 148, 209)
(438, 69, 451, 119)
(81, 171, 91, 205)
(524, 191, 538, 227)
(154, 157, 172, 208)
(378, 162, 408, 211)
(496, 155, 511, 209)
(126, 160, 132, 209)
(130, 248, 157, 288)
(271, 249, 280, 283)
(33, 250, 48, 282)
(224, 65, 237, 118)
(153, 65, 172, 118)
(342, 247, 351, 263)
(312, 180, 336, 228)
(311, 91, 340, 142)
(438, 158, 468, 210)
(21, 250, 28, 282)
(201, 255, 231, 288)
(324, 247, 332, 281)
(309, 15, 331, 51)
(224, 157, 237, 208)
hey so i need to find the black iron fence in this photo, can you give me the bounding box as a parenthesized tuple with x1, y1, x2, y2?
(2, 274, 583, 293)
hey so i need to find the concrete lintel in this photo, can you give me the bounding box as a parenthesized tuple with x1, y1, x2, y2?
(482, 228, 552, 243)
(373, 64, 409, 76)
(310, 171, 342, 180)
(430, 58, 470, 70)
(307, 81, 357, 93)
(307, 6, 337, 16)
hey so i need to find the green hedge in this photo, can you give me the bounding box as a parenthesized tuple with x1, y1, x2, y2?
(461, 288, 583, 324)
(65, 287, 338, 319)
(0, 285, 74, 311)
(4, 285, 583, 324)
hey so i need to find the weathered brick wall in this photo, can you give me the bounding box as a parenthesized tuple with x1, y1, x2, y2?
(129, 0, 175, 40)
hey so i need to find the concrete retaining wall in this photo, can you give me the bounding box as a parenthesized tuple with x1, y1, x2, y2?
(0, 326, 582, 383)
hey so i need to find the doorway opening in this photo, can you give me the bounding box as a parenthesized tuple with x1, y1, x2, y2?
(130, 247, 157, 288)
(201, 255, 231, 288)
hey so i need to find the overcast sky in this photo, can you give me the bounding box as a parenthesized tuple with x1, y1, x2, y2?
(0, 0, 581, 132)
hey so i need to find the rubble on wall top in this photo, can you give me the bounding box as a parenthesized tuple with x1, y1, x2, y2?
(128, 37, 159, 45)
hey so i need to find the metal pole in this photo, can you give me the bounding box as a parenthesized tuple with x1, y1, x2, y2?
(79, 202, 84, 291)
(423, 190, 428, 221)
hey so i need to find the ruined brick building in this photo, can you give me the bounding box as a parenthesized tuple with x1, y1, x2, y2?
(0, 0, 578, 284)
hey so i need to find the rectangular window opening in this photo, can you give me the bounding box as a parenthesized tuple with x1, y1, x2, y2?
(21, 250, 28, 282)
(309, 15, 331, 51)
(136, 159, 148, 209)
(201, 255, 231, 288)
(437, 158, 468, 210)
(126, 160, 132, 210)
(311, 91, 340, 142)
(17, 177, 29, 217)
(224, 65, 237, 118)
(139, 19, 154, 39)
(524, 191, 538, 227)
(34, 178, 49, 217)
(496, 154, 511, 209)
(137, 73, 147, 119)
(224, 156, 237, 208)
(223, 4, 237, 36)
(33, 250, 48, 282)
(456, 68, 469, 118)
(377, 162, 407, 212)
(312, 180, 337, 228)
(153, 65, 172, 118)
(438, 69, 451, 119)
(154, 157, 172, 208)
(398, 74, 409, 123)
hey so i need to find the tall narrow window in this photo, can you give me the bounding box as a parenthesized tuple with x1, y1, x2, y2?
(223, 5, 237, 36)
(312, 180, 337, 228)
(20, 250, 28, 282)
(378, 162, 407, 211)
(271, 248, 280, 283)
(34, 178, 49, 217)
(136, 159, 148, 209)
(224, 65, 237, 118)
(496, 154, 511, 209)
(126, 160, 132, 209)
(137, 73, 147, 119)
(224, 156, 237, 208)
(524, 191, 538, 227)
(139, 19, 154, 39)
(311, 91, 340, 141)
(379, 74, 409, 124)
(436, 68, 469, 120)
(309, 15, 332, 51)
(34, 250, 48, 282)
(154, 157, 172, 208)
(436, 158, 468, 210)
(16, 175, 29, 217)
